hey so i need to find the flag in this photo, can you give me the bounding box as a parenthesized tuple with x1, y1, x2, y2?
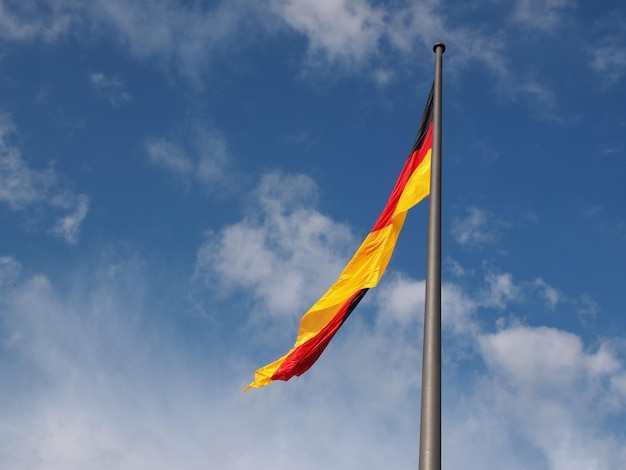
(245, 86, 434, 391)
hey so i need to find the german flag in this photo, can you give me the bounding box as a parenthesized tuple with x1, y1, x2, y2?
(245, 86, 434, 391)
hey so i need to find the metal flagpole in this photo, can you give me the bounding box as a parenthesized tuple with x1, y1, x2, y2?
(419, 42, 445, 470)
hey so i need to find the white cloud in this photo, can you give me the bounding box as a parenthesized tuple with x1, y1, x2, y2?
(0, 0, 265, 84)
(87, 0, 265, 83)
(270, 0, 385, 68)
(445, 257, 466, 277)
(480, 325, 590, 388)
(371, 67, 394, 86)
(451, 206, 503, 247)
(472, 324, 626, 469)
(510, 80, 558, 118)
(194, 171, 354, 319)
(146, 138, 193, 177)
(374, 275, 478, 335)
(146, 121, 231, 190)
(442, 282, 480, 335)
(269, 0, 513, 84)
(51, 193, 89, 244)
(483, 271, 519, 308)
(534, 277, 560, 308)
(385, 0, 443, 53)
(0, 113, 89, 243)
(0, 0, 557, 104)
(0, 0, 75, 42)
(592, 44, 626, 83)
(89, 72, 132, 106)
(577, 292, 599, 317)
(374, 275, 425, 326)
(0, 255, 20, 289)
(591, 14, 626, 84)
(511, 0, 574, 32)
(385, 1, 511, 81)
(192, 124, 231, 185)
(0, 1, 507, 87)
(0, 114, 53, 209)
(612, 373, 626, 402)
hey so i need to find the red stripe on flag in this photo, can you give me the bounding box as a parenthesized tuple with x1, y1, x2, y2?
(371, 123, 433, 232)
(271, 289, 366, 381)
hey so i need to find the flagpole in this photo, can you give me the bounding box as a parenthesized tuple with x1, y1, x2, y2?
(419, 42, 445, 470)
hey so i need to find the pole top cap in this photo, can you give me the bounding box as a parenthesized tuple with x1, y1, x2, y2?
(433, 42, 446, 53)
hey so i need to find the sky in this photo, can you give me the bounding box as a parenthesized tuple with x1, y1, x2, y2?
(1, 0, 626, 468)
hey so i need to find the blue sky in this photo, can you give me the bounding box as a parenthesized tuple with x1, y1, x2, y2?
(1, 0, 626, 468)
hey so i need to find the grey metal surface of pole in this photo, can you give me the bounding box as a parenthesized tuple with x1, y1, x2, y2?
(418, 42, 445, 470)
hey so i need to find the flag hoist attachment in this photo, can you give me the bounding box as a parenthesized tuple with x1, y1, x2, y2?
(245, 86, 435, 392)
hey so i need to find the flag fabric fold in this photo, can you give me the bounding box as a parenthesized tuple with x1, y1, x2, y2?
(245, 86, 434, 391)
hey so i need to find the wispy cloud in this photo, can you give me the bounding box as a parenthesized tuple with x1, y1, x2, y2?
(0, 255, 20, 289)
(482, 271, 519, 308)
(146, 121, 232, 192)
(593, 45, 626, 83)
(0, 113, 89, 243)
(591, 13, 626, 84)
(87, 0, 266, 84)
(269, 0, 514, 85)
(0, 114, 54, 209)
(0, 0, 266, 85)
(0, 0, 75, 42)
(146, 138, 193, 178)
(0, 0, 533, 96)
(451, 206, 509, 248)
(0, 0, 569, 117)
(89, 72, 132, 106)
(534, 277, 561, 308)
(51, 193, 89, 244)
(510, 0, 575, 32)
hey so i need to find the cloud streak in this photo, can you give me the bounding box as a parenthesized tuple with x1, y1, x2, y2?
(0, 113, 89, 243)
(146, 121, 233, 192)
(89, 72, 132, 106)
(0, 0, 567, 95)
